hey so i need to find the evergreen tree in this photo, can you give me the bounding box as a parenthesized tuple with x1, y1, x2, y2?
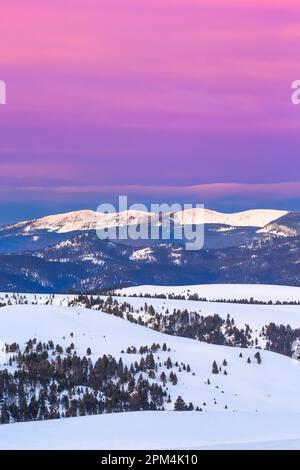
(212, 360, 219, 374)
(1, 404, 9, 424)
(174, 395, 186, 411)
(254, 351, 262, 364)
(160, 371, 167, 385)
(166, 357, 172, 369)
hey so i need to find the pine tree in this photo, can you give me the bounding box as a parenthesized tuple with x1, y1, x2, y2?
(160, 371, 167, 385)
(254, 351, 262, 364)
(166, 357, 172, 369)
(1, 404, 9, 424)
(146, 353, 155, 370)
(212, 360, 219, 374)
(174, 395, 186, 411)
(169, 372, 178, 385)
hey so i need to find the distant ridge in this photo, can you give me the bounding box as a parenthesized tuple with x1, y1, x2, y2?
(0, 208, 289, 234)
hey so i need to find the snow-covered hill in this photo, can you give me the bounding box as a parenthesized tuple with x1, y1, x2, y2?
(116, 283, 300, 304)
(1, 290, 300, 449)
(108, 294, 300, 333)
(0, 303, 299, 413)
(3, 285, 300, 332)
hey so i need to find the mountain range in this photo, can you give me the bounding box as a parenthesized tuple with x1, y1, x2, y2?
(0, 208, 299, 292)
(0, 207, 292, 253)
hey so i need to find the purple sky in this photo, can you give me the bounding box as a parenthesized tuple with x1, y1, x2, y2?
(0, 0, 300, 222)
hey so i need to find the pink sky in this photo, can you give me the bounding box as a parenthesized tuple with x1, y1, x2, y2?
(0, 0, 300, 219)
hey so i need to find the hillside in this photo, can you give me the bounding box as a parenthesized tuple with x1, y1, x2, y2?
(1, 232, 300, 292)
(1, 298, 300, 449)
(0, 303, 299, 413)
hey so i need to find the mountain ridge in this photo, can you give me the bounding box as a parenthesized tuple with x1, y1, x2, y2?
(1, 208, 289, 234)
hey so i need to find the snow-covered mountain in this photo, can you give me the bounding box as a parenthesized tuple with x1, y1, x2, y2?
(1, 208, 288, 235)
(3, 209, 155, 234)
(0, 208, 292, 255)
(172, 208, 288, 228)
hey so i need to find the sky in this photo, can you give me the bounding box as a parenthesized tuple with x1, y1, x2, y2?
(0, 0, 300, 223)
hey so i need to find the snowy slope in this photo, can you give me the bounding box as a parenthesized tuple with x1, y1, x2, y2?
(107, 295, 300, 332)
(1, 411, 300, 450)
(1, 303, 300, 413)
(1, 300, 300, 449)
(257, 213, 300, 238)
(18, 209, 154, 234)
(3, 285, 300, 331)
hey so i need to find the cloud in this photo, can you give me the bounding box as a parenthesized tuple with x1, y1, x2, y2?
(1, 182, 300, 206)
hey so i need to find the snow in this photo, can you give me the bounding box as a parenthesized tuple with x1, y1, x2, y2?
(257, 223, 297, 237)
(1, 411, 300, 450)
(130, 247, 156, 262)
